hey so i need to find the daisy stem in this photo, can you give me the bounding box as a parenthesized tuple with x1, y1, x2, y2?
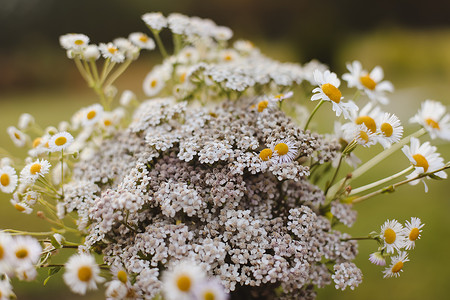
(104, 59, 133, 89)
(73, 57, 92, 85)
(325, 153, 345, 195)
(1, 229, 55, 236)
(99, 58, 111, 85)
(304, 100, 324, 131)
(341, 236, 376, 241)
(352, 90, 361, 102)
(150, 28, 168, 58)
(89, 59, 100, 83)
(327, 127, 427, 198)
(173, 33, 182, 55)
(61, 150, 65, 199)
(82, 58, 94, 85)
(351, 163, 450, 204)
(350, 165, 414, 195)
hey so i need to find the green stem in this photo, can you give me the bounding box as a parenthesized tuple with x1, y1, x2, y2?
(327, 128, 427, 198)
(350, 165, 414, 195)
(150, 29, 168, 58)
(304, 100, 325, 131)
(89, 59, 100, 83)
(73, 57, 92, 85)
(325, 153, 345, 195)
(104, 59, 132, 88)
(1, 229, 55, 236)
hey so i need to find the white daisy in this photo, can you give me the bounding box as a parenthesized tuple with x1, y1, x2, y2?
(82, 45, 100, 61)
(18, 113, 35, 130)
(380, 219, 406, 254)
(105, 280, 128, 299)
(63, 253, 104, 295)
(193, 279, 229, 300)
(120, 90, 136, 107)
(369, 251, 386, 266)
(376, 112, 403, 149)
(129, 32, 155, 50)
(271, 91, 294, 102)
(142, 12, 167, 31)
(402, 137, 447, 191)
(213, 26, 233, 41)
(352, 124, 377, 147)
(409, 100, 450, 140)
(28, 135, 51, 157)
(15, 264, 38, 281)
(176, 46, 200, 64)
(59, 33, 90, 51)
(342, 60, 394, 105)
(143, 65, 170, 96)
(48, 131, 74, 152)
(10, 236, 42, 268)
(258, 147, 274, 162)
(10, 194, 32, 214)
(99, 43, 125, 63)
(162, 261, 206, 300)
(0, 166, 18, 194)
(0, 233, 14, 274)
(20, 159, 51, 185)
(219, 49, 238, 63)
(23, 191, 40, 206)
(311, 69, 359, 119)
(112, 37, 140, 61)
(272, 140, 298, 163)
(403, 217, 424, 250)
(81, 104, 104, 127)
(0, 277, 15, 300)
(383, 251, 409, 278)
(7, 126, 28, 147)
(341, 102, 382, 137)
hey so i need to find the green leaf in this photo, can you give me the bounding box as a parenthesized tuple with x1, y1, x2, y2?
(43, 267, 61, 286)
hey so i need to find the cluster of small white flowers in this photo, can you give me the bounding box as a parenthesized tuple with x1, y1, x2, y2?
(331, 262, 363, 291)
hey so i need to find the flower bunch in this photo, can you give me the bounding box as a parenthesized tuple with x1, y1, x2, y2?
(0, 12, 449, 300)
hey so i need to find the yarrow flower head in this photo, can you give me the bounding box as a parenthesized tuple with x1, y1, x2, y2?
(383, 251, 409, 278)
(410, 100, 450, 140)
(380, 219, 406, 254)
(312, 69, 358, 119)
(63, 253, 104, 295)
(403, 217, 424, 250)
(402, 137, 447, 191)
(342, 60, 394, 105)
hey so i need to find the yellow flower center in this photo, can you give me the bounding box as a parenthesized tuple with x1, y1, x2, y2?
(0, 174, 10, 186)
(257, 100, 269, 112)
(259, 148, 273, 161)
(355, 116, 377, 133)
(0, 245, 4, 259)
(384, 228, 396, 244)
(203, 290, 216, 300)
(274, 94, 284, 100)
(176, 274, 191, 292)
(15, 248, 29, 259)
(321, 83, 341, 103)
(409, 228, 420, 241)
(360, 74, 377, 90)
(117, 270, 128, 283)
(412, 154, 429, 172)
(180, 73, 187, 83)
(108, 47, 118, 54)
(425, 118, 440, 129)
(14, 132, 21, 140)
(78, 266, 93, 282)
(151, 79, 158, 88)
(224, 54, 233, 61)
(381, 122, 393, 137)
(274, 143, 289, 156)
(15, 203, 26, 212)
(139, 35, 149, 42)
(104, 119, 112, 126)
(358, 131, 369, 143)
(32, 137, 42, 148)
(74, 39, 85, 46)
(55, 136, 67, 146)
(391, 261, 404, 273)
(87, 110, 96, 120)
(30, 163, 42, 175)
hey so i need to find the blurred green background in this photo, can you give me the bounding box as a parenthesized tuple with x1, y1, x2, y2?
(1, 0, 450, 299)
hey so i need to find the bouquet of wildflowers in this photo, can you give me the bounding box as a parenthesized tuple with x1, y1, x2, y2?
(0, 12, 449, 300)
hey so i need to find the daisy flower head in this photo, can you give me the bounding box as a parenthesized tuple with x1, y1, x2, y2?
(18, 113, 35, 130)
(162, 261, 206, 300)
(402, 137, 447, 191)
(10, 194, 32, 214)
(82, 45, 100, 61)
(0, 166, 18, 194)
(213, 26, 233, 41)
(110, 265, 129, 284)
(0, 277, 14, 299)
(258, 147, 274, 162)
(129, 32, 155, 50)
(376, 112, 403, 149)
(403, 217, 424, 250)
(120, 90, 137, 107)
(142, 12, 167, 31)
(410, 100, 450, 140)
(383, 251, 409, 278)
(20, 159, 51, 185)
(105, 280, 128, 299)
(63, 253, 104, 295)
(369, 252, 386, 266)
(352, 124, 377, 147)
(48, 131, 74, 152)
(311, 69, 359, 119)
(193, 279, 229, 300)
(0, 233, 14, 274)
(59, 33, 90, 52)
(271, 91, 294, 102)
(28, 135, 51, 157)
(342, 60, 394, 105)
(99, 42, 125, 63)
(7, 126, 28, 147)
(81, 104, 104, 127)
(143, 65, 171, 96)
(10, 236, 42, 268)
(380, 219, 406, 254)
(272, 139, 298, 163)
